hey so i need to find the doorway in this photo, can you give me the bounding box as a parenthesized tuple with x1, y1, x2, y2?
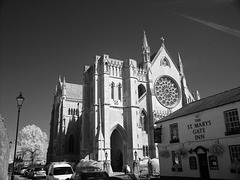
(110, 129, 124, 172)
(198, 153, 210, 179)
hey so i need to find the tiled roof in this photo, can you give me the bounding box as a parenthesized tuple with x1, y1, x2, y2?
(66, 83, 82, 100)
(156, 86, 240, 123)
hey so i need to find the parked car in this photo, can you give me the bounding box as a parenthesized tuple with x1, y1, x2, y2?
(23, 168, 31, 177)
(28, 167, 46, 179)
(19, 166, 28, 175)
(46, 162, 74, 180)
(68, 159, 110, 180)
(109, 174, 137, 180)
(70, 171, 109, 180)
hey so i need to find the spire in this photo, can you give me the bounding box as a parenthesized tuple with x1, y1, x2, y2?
(142, 30, 150, 63)
(63, 76, 66, 85)
(143, 30, 149, 50)
(178, 52, 184, 77)
(178, 53, 197, 104)
(196, 90, 201, 100)
(142, 31, 151, 72)
(178, 52, 188, 106)
(62, 77, 66, 99)
(58, 75, 61, 83)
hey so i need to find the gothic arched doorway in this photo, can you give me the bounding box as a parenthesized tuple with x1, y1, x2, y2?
(111, 129, 124, 172)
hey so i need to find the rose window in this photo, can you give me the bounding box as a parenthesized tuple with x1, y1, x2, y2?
(154, 76, 180, 108)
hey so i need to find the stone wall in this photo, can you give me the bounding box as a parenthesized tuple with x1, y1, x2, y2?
(0, 114, 10, 180)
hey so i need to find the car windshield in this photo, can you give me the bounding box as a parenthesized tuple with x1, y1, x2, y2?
(53, 167, 73, 175)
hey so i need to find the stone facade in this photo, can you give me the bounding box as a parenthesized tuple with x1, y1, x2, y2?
(80, 33, 197, 171)
(47, 77, 83, 164)
(0, 114, 10, 180)
(47, 32, 197, 172)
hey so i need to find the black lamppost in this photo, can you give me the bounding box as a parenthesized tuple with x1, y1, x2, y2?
(11, 92, 25, 180)
(133, 150, 139, 175)
(105, 152, 108, 161)
(134, 151, 137, 161)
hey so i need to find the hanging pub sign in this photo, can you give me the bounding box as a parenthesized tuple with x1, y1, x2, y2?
(154, 126, 162, 143)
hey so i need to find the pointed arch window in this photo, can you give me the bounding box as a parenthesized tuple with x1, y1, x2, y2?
(68, 108, 71, 115)
(112, 66, 115, 76)
(69, 135, 74, 153)
(111, 82, 115, 99)
(118, 83, 122, 100)
(140, 111, 148, 132)
(115, 66, 118, 77)
(105, 62, 109, 72)
(160, 57, 170, 67)
(138, 84, 146, 99)
(119, 67, 122, 77)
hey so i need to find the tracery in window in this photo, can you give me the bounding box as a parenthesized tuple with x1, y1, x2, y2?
(160, 57, 170, 67)
(154, 76, 180, 108)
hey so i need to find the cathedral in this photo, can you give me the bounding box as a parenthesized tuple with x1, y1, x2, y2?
(47, 32, 199, 171)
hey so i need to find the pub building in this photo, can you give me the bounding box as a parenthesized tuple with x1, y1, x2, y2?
(155, 86, 240, 179)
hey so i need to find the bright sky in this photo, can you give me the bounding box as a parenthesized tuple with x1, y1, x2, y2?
(1, 0, 240, 144)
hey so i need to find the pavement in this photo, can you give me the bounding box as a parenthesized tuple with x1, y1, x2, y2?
(109, 172, 160, 180)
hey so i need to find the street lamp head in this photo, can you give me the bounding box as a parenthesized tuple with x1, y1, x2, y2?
(105, 152, 108, 158)
(16, 92, 25, 108)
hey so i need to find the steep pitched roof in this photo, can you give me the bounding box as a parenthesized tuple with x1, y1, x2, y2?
(150, 42, 180, 73)
(65, 83, 82, 100)
(156, 86, 240, 123)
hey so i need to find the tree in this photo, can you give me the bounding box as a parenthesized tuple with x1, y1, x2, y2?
(18, 124, 48, 165)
